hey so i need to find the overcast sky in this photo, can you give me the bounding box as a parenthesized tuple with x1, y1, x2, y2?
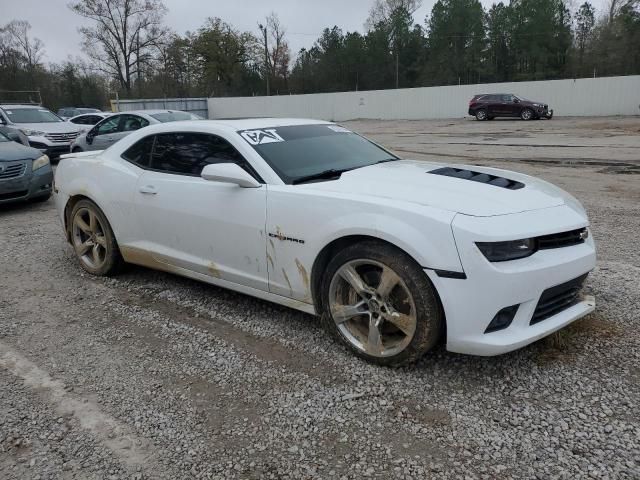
(4, 0, 608, 65)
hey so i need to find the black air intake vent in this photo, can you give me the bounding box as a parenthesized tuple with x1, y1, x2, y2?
(429, 167, 525, 190)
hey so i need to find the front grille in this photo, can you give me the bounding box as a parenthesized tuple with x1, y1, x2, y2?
(44, 132, 79, 143)
(0, 190, 28, 200)
(531, 274, 588, 325)
(0, 162, 26, 180)
(537, 228, 587, 250)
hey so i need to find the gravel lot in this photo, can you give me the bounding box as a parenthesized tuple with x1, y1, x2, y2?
(1, 116, 639, 479)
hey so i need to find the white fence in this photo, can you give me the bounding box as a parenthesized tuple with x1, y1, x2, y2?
(111, 97, 208, 118)
(208, 75, 640, 121)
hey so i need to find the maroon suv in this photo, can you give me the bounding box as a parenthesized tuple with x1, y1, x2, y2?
(468, 94, 553, 121)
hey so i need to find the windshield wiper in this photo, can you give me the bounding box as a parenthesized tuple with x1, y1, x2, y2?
(292, 168, 354, 185)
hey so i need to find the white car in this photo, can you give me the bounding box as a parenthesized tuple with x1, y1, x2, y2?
(0, 104, 81, 159)
(53, 119, 596, 366)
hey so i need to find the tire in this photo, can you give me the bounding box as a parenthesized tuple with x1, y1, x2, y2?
(69, 199, 124, 276)
(475, 109, 487, 121)
(520, 108, 534, 121)
(320, 240, 443, 367)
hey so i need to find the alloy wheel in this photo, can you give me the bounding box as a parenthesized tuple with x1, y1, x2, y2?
(328, 259, 417, 358)
(72, 207, 108, 270)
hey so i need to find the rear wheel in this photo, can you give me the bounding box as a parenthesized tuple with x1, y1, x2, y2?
(320, 241, 443, 367)
(70, 199, 123, 276)
(520, 108, 534, 121)
(475, 109, 488, 121)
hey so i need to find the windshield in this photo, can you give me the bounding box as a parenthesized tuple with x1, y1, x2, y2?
(238, 124, 397, 184)
(4, 108, 62, 123)
(150, 111, 199, 122)
(0, 132, 9, 142)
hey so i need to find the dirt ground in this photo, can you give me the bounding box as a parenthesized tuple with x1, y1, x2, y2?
(1, 116, 639, 479)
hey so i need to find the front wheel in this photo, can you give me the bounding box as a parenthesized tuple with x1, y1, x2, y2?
(320, 241, 443, 367)
(520, 108, 534, 121)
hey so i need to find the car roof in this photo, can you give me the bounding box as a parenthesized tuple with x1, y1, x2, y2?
(70, 112, 110, 118)
(117, 109, 190, 115)
(0, 104, 46, 109)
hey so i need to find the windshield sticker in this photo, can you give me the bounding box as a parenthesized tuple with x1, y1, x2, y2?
(327, 125, 350, 133)
(240, 129, 284, 145)
(5, 111, 12, 114)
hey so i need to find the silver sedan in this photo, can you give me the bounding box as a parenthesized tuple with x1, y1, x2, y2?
(70, 110, 202, 152)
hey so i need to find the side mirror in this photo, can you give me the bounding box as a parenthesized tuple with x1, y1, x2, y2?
(513, 98, 520, 104)
(201, 163, 261, 188)
(86, 129, 95, 144)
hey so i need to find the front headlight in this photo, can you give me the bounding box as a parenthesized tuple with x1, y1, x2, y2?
(20, 129, 46, 136)
(476, 238, 536, 262)
(32, 154, 50, 171)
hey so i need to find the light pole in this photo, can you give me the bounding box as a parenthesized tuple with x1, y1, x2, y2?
(258, 24, 270, 96)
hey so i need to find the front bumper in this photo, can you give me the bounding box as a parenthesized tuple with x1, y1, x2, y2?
(0, 160, 53, 204)
(429, 205, 596, 356)
(27, 134, 80, 159)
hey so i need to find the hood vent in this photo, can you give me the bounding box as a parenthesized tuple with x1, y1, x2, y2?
(428, 167, 525, 190)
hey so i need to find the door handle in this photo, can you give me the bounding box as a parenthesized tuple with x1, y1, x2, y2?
(138, 185, 157, 195)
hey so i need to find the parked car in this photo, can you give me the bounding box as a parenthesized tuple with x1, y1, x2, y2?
(70, 110, 202, 152)
(0, 130, 53, 204)
(54, 118, 596, 366)
(67, 112, 112, 132)
(57, 107, 102, 121)
(468, 94, 553, 121)
(0, 104, 82, 159)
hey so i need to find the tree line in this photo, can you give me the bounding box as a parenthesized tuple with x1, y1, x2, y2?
(0, 0, 638, 110)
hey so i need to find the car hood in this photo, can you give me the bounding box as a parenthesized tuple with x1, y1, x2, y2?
(0, 140, 42, 162)
(15, 122, 80, 134)
(301, 160, 570, 217)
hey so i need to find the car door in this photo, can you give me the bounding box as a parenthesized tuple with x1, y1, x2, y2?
(502, 95, 520, 116)
(90, 115, 122, 150)
(485, 95, 503, 116)
(133, 131, 268, 291)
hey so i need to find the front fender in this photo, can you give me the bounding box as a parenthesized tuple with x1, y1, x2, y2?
(266, 187, 462, 304)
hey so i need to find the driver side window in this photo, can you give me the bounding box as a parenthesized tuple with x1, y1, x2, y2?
(96, 116, 121, 136)
(149, 132, 247, 176)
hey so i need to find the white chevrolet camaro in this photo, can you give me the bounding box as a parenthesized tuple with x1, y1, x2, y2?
(53, 119, 596, 366)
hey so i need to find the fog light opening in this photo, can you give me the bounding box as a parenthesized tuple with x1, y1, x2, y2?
(484, 305, 520, 334)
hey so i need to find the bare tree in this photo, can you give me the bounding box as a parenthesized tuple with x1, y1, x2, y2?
(606, 0, 639, 22)
(2, 20, 45, 87)
(365, 0, 422, 30)
(261, 13, 290, 94)
(69, 0, 168, 93)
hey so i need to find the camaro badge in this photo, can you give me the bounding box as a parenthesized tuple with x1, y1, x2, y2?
(240, 129, 284, 145)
